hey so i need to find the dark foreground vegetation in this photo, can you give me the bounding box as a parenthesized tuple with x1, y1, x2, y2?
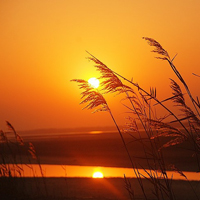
(0, 177, 200, 200)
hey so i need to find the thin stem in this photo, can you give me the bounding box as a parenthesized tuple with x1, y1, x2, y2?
(113, 70, 190, 135)
(108, 109, 148, 200)
(167, 59, 200, 117)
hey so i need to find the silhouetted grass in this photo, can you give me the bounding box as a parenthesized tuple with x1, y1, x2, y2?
(0, 122, 51, 199)
(72, 38, 200, 200)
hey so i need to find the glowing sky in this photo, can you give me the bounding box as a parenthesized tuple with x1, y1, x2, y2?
(1, 0, 200, 130)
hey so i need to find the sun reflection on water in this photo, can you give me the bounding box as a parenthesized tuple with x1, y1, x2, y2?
(92, 171, 104, 178)
(89, 131, 103, 134)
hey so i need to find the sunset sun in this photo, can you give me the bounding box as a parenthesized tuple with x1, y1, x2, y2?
(88, 77, 100, 89)
(92, 171, 104, 178)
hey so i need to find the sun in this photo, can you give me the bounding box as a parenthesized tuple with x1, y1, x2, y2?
(88, 77, 100, 89)
(92, 171, 104, 178)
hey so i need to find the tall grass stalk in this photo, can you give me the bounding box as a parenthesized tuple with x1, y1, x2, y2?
(0, 121, 49, 199)
(72, 38, 200, 199)
(71, 78, 148, 199)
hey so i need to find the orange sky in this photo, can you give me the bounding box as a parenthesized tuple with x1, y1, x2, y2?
(1, 0, 200, 131)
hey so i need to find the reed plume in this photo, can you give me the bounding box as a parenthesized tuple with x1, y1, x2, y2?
(87, 52, 134, 95)
(143, 37, 170, 59)
(71, 79, 109, 112)
(143, 37, 200, 117)
(6, 121, 24, 146)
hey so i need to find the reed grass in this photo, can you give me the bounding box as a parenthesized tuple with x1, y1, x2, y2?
(72, 37, 200, 200)
(0, 121, 50, 199)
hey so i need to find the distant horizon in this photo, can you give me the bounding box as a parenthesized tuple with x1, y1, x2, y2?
(15, 121, 186, 134)
(18, 125, 117, 132)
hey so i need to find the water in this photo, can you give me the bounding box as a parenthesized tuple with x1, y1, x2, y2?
(5, 129, 200, 181)
(8, 164, 200, 181)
